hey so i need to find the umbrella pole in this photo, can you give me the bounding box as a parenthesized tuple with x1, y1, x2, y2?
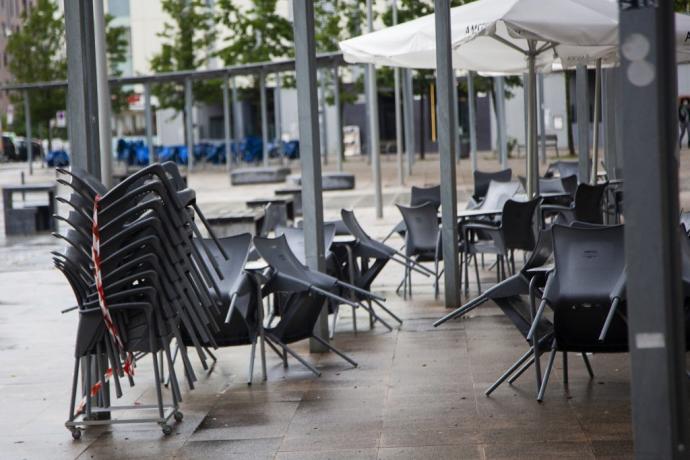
(526, 41, 539, 198)
(590, 58, 602, 184)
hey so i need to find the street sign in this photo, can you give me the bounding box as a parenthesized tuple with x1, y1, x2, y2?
(6, 104, 13, 126)
(56, 110, 66, 128)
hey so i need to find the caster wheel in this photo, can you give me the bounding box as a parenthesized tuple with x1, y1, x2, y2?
(173, 411, 184, 422)
(71, 429, 82, 441)
(161, 424, 173, 436)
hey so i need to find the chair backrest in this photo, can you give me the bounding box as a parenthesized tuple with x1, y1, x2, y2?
(501, 198, 542, 251)
(523, 227, 553, 272)
(573, 182, 607, 224)
(539, 177, 565, 194)
(479, 180, 521, 211)
(276, 224, 336, 265)
(260, 202, 287, 236)
(268, 291, 326, 343)
(546, 224, 625, 306)
(341, 208, 374, 244)
(410, 185, 441, 207)
(194, 233, 252, 294)
(473, 169, 512, 199)
(396, 202, 440, 252)
(561, 175, 578, 197)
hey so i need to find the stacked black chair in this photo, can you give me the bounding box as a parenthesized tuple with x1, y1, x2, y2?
(55, 163, 225, 437)
(526, 224, 627, 401)
(544, 160, 591, 181)
(253, 235, 391, 375)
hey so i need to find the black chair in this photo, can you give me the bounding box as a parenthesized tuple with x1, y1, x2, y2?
(395, 202, 445, 299)
(527, 224, 627, 401)
(541, 182, 608, 226)
(464, 198, 542, 292)
(383, 184, 441, 242)
(473, 169, 513, 204)
(544, 160, 591, 181)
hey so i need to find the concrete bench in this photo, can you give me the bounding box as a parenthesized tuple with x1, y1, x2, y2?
(275, 187, 302, 216)
(246, 197, 295, 223)
(287, 172, 355, 191)
(3, 184, 56, 236)
(230, 166, 292, 185)
(517, 134, 559, 158)
(206, 209, 266, 237)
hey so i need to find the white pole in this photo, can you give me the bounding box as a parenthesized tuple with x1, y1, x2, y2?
(93, 0, 112, 186)
(367, 0, 382, 218)
(467, 71, 478, 172)
(591, 58, 602, 184)
(393, 0, 403, 185)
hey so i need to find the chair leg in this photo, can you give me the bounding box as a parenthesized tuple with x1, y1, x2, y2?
(508, 355, 535, 385)
(496, 256, 502, 283)
(562, 352, 569, 387)
(372, 298, 403, 324)
(473, 254, 481, 294)
(434, 258, 440, 300)
(485, 347, 534, 396)
(352, 305, 358, 335)
(581, 352, 594, 379)
(68, 357, 80, 422)
(311, 335, 358, 368)
(269, 337, 321, 377)
(359, 301, 394, 331)
(537, 343, 558, 402)
(329, 305, 339, 339)
(248, 339, 257, 385)
(464, 251, 470, 295)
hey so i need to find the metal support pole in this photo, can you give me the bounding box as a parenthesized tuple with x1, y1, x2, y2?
(185, 78, 194, 171)
(366, 0, 382, 218)
(603, 68, 616, 178)
(65, 0, 101, 179)
(590, 59, 602, 184)
(576, 64, 589, 183)
(538, 73, 546, 164)
(393, 0, 404, 184)
(333, 64, 343, 172)
(292, 0, 328, 351)
(260, 72, 269, 166)
(434, 0, 460, 308)
(453, 72, 461, 164)
(526, 44, 539, 198)
(223, 75, 232, 173)
(232, 77, 242, 161)
(467, 71, 478, 172)
(93, 0, 111, 186)
(319, 69, 329, 165)
(495, 76, 508, 169)
(274, 73, 283, 162)
(403, 69, 415, 176)
(23, 91, 32, 175)
(144, 83, 154, 165)
(620, 3, 689, 457)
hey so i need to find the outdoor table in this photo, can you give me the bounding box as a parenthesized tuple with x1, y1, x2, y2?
(330, 233, 368, 332)
(454, 208, 504, 220)
(246, 197, 295, 222)
(2, 183, 56, 236)
(206, 209, 265, 237)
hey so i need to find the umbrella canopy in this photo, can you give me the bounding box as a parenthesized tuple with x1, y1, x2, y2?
(339, 0, 690, 72)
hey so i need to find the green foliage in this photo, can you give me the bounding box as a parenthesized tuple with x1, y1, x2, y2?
(149, 0, 219, 114)
(5, 0, 66, 137)
(105, 14, 132, 115)
(676, 0, 690, 13)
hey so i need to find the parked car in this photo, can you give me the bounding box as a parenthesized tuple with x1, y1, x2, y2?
(1, 135, 16, 162)
(15, 138, 44, 162)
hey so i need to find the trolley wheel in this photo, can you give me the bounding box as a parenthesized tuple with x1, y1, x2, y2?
(161, 424, 173, 436)
(71, 429, 82, 441)
(174, 411, 184, 422)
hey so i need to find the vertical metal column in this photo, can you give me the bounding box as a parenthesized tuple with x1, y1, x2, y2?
(232, 77, 242, 159)
(223, 75, 232, 173)
(65, 0, 101, 178)
(576, 64, 589, 183)
(603, 68, 616, 178)
(292, 0, 328, 350)
(319, 69, 329, 165)
(467, 71, 478, 172)
(93, 0, 112, 186)
(366, 0, 383, 218)
(538, 73, 546, 164)
(453, 73, 461, 163)
(23, 91, 32, 175)
(274, 73, 283, 162)
(185, 78, 194, 171)
(526, 43, 539, 198)
(144, 83, 154, 165)
(260, 72, 269, 166)
(393, 0, 403, 185)
(403, 69, 415, 176)
(620, 3, 689, 458)
(495, 77, 507, 169)
(590, 59, 602, 184)
(434, 0, 460, 308)
(333, 64, 343, 172)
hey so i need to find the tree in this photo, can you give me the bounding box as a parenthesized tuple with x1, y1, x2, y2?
(105, 14, 132, 116)
(5, 0, 66, 143)
(149, 0, 218, 124)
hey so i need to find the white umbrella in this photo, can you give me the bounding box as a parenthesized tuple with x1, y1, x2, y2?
(340, 0, 690, 195)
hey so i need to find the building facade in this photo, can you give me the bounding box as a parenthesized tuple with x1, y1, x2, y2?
(0, 0, 35, 123)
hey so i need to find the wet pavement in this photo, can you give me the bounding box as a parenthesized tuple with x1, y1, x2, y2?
(0, 152, 672, 459)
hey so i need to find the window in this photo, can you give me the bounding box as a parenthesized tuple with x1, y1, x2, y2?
(108, 0, 130, 17)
